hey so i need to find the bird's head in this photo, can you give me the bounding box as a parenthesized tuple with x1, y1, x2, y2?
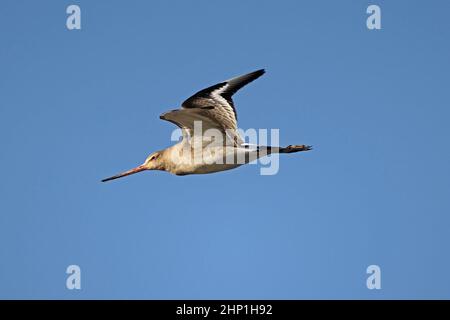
(143, 151, 164, 170)
(101, 150, 164, 182)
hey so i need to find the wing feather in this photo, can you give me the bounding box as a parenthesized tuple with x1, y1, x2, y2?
(160, 69, 265, 146)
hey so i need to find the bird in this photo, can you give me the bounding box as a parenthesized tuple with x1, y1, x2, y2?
(102, 69, 311, 182)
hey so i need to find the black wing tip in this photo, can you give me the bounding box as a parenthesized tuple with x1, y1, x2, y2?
(182, 68, 267, 107)
(242, 69, 265, 80)
(223, 68, 266, 94)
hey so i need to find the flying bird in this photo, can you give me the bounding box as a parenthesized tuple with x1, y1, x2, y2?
(102, 69, 311, 182)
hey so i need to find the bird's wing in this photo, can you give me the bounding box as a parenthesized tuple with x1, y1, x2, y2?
(160, 107, 222, 139)
(160, 69, 265, 146)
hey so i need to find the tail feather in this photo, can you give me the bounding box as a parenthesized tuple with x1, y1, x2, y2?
(252, 145, 312, 157)
(279, 145, 313, 153)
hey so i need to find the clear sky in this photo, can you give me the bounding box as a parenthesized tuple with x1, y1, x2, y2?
(1, 0, 450, 299)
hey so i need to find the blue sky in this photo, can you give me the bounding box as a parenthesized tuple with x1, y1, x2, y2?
(1, 0, 450, 299)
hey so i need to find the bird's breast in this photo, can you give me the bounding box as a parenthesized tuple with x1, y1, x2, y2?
(165, 144, 244, 175)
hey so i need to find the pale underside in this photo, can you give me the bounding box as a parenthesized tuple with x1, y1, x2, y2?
(163, 140, 274, 175)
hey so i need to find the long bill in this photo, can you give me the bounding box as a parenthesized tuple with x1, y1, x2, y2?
(101, 165, 146, 182)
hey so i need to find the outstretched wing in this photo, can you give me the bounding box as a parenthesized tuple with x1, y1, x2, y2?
(160, 69, 265, 145)
(182, 69, 265, 130)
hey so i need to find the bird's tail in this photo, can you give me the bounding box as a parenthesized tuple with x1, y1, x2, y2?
(278, 145, 313, 153)
(251, 144, 312, 157)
